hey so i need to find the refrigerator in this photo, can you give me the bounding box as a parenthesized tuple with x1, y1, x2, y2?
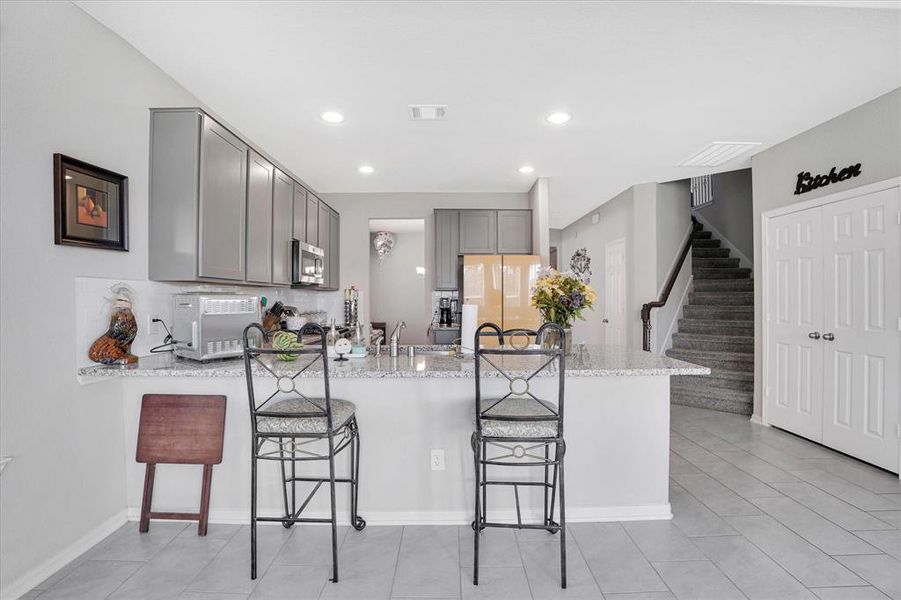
(462, 255, 542, 346)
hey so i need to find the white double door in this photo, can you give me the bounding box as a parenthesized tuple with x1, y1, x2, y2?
(767, 185, 901, 473)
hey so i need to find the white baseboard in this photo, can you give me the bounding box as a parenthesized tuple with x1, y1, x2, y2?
(692, 212, 753, 273)
(749, 413, 767, 426)
(0, 509, 128, 600)
(127, 503, 672, 526)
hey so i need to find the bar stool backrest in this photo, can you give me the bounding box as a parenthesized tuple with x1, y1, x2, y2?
(474, 322, 566, 438)
(242, 323, 336, 435)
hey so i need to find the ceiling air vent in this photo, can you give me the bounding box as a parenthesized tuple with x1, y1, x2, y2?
(409, 104, 448, 121)
(678, 141, 761, 167)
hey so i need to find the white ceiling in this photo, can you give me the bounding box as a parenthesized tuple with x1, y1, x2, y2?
(76, 1, 900, 228)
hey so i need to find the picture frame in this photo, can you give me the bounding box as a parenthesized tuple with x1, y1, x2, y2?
(53, 153, 128, 251)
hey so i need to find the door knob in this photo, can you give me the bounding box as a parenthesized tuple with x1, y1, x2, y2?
(822, 333, 835, 341)
(808, 331, 821, 340)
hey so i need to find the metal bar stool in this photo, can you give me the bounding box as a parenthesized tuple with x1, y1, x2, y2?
(471, 322, 567, 588)
(243, 323, 365, 584)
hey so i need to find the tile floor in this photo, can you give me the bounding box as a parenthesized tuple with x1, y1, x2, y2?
(24, 405, 901, 599)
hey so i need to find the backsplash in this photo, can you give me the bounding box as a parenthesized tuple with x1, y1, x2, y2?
(74, 277, 342, 368)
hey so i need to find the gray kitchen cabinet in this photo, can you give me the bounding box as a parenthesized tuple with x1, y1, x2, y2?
(293, 184, 307, 243)
(306, 194, 319, 246)
(459, 210, 497, 254)
(329, 208, 340, 290)
(318, 202, 330, 288)
(246, 150, 274, 284)
(150, 109, 248, 282)
(435, 209, 460, 290)
(198, 116, 248, 280)
(496, 210, 533, 254)
(149, 107, 337, 288)
(272, 169, 294, 285)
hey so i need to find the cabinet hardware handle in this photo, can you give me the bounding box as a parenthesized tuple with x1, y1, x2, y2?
(822, 333, 835, 341)
(602, 319, 609, 323)
(808, 331, 821, 340)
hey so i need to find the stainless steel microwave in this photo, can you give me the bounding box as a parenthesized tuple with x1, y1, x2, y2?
(292, 240, 325, 286)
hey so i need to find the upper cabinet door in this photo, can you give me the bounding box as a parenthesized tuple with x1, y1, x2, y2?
(199, 115, 247, 280)
(329, 209, 340, 291)
(459, 210, 497, 254)
(497, 210, 533, 254)
(435, 209, 460, 290)
(306, 195, 320, 246)
(318, 202, 330, 288)
(246, 150, 274, 284)
(293, 184, 307, 243)
(272, 169, 294, 285)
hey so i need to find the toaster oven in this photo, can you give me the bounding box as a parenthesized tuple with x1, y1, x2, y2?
(172, 293, 260, 361)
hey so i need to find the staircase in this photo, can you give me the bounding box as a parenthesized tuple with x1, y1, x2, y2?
(665, 223, 754, 415)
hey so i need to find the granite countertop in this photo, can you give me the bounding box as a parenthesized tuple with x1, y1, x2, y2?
(77, 344, 709, 379)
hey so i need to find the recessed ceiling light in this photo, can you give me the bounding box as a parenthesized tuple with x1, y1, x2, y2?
(358, 165, 375, 174)
(518, 165, 535, 174)
(321, 111, 344, 124)
(545, 112, 572, 125)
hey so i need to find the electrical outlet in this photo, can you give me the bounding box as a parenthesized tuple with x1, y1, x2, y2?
(430, 448, 445, 471)
(148, 315, 163, 336)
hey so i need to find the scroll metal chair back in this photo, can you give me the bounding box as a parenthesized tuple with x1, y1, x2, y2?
(243, 322, 334, 436)
(242, 322, 364, 585)
(472, 321, 568, 588)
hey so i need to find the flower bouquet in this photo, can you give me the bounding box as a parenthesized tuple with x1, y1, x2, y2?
(530, 267, 597, 353)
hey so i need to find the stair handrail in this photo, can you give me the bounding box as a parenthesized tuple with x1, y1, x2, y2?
(641, 219, 696, 352)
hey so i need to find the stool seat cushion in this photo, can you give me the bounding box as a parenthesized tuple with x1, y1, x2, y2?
(479, 398, 559, 438)
(256, 398, 355, 434)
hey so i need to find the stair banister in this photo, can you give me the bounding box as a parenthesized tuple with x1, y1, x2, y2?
(640, 219, 696, 352)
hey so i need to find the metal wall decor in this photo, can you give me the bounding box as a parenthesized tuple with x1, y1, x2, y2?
(794, 163, 862, 195)
(372, 231, 395, 259)
(569, 247, 592, 283)
(53, 153, 128, 251)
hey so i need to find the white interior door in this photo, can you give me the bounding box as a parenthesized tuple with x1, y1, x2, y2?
(766, 209, 825, 442)
(821, 187, 900, 472)
(605, 238, 627, 347)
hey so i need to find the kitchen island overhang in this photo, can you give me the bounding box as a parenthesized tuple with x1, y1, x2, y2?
(79, 346, 708, 526)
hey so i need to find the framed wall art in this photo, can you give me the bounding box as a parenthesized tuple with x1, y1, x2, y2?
(53, 153, 128, 251)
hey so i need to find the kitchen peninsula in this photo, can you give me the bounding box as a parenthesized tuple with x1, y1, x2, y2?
(79, 345, 707, 525)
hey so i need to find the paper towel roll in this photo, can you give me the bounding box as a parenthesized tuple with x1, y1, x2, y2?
(460, 304, 478, 354)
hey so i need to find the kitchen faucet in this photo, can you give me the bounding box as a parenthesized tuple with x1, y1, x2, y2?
(389, 321, 406, 357)
(372, 333, 385, 357)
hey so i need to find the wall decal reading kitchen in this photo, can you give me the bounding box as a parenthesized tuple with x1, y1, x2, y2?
(794, 163, 861, 195)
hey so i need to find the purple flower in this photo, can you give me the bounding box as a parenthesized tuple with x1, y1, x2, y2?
(561, 296, 572, 308)
(570, 292, 584, 308)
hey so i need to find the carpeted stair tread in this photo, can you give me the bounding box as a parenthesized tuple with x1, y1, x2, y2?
(692, 279, 754, 292)
(693, 247, 731, 258)
(677, 318, 754, 335)
(671, 332, 754, 353)
(670, 389, 752, 416)
(692, 239, 722, 248)
(693, 257, 741, 269)
(693, 267, 752, 279)
(688, 291, 754, 306)
(666, 348, 754, 372)
(683, 305, 753, 321)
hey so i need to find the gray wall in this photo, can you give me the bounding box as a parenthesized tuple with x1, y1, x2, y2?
(694, 169, 753, 263)
(369, 229, 431, 344)
(750, 88, 901, 420)
(0, 1, 202, 592)
(560, 182, 691, 349)
(325, 192, 529, 328)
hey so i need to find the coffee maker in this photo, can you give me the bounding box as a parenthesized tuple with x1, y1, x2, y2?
(439, 297, 453, 326)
